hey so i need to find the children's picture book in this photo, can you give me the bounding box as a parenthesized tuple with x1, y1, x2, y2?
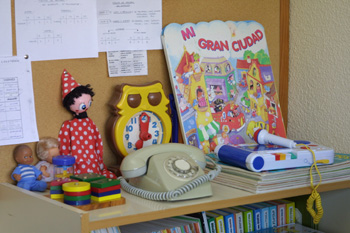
(162, 20, 286, 153)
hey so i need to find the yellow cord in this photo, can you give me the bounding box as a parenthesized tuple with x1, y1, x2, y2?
(297, 144, 327, 225)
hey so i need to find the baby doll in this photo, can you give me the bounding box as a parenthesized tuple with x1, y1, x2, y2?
(58, 70, 116, 179)
(35, 137, 60, 183)
(11, 144, 47, 191)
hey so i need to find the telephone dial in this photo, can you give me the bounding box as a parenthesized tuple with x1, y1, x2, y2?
(119, 143, 221, 201)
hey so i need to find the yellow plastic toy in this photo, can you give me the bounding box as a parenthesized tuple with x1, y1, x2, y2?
(107, 81, 172, 158)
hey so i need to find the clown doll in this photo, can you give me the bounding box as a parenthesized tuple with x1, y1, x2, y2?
(58, 70, 116, 179)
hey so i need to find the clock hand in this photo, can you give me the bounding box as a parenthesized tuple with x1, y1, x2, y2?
(135, 112, 152, 149)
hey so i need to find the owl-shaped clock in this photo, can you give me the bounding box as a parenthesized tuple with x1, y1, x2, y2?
(107, 81, 172, 160)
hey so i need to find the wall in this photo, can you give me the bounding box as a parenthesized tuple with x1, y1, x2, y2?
(288, 0, 350, 153)
(0, 0, 283, 183)
(289, 1, 350, 232)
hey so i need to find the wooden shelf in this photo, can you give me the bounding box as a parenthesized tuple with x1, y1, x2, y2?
(1, 180, 349, 233)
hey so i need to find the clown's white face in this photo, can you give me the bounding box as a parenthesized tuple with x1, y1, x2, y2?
(70, 93, 92, 115)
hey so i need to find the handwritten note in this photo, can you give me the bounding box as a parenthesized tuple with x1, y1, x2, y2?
(0, 0, 12, 56)
(0, 56, 39, 146)
(97, 0, 162, 51)
(15, 0, 98, 61)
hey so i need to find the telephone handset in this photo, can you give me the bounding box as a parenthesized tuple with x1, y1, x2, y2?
(119, 143, 221, 201)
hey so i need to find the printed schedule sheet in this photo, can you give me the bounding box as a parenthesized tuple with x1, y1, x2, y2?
(0, 56, 39, 146)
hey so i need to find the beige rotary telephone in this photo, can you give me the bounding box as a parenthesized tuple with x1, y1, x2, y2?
(119, 143, 221, 201)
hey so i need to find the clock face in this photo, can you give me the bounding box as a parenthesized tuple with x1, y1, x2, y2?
(123, 110, 164, 154)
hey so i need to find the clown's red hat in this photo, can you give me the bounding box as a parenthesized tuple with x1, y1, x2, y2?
(61, 69, 80, 100)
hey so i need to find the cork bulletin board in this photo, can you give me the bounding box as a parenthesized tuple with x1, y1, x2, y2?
(0, 0, 289, 183)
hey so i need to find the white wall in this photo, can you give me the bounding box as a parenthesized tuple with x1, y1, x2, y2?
(289, 1, 350, 232)
(288, 0, 350, 153)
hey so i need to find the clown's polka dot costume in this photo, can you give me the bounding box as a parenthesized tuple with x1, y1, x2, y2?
(58, 70, 116, 179)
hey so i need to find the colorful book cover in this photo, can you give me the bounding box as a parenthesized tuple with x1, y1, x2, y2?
(206, 211, 226, 233)
(221, 208, 244, 233)
(242, 204, 262, 231)
(205, 211, 217, 233)
(266, 201, 286, 226)
(211, 209, 235, 233)
(162, 20, 286, 153)
(173, 215, 203, 233)
(231, 206, 254, 232)
(259, 202, 278, 228)
(248, 203, 270, 229)
(277, 199, 296, 224)
(187, 212, 210, 233)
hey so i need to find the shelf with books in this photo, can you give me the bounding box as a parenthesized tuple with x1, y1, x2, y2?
(1, 178, 349, 232)
(98, 199, 300, 233)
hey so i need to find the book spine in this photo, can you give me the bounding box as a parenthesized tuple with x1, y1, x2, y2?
(212, 210, 235, 233)
(200, 211, 210, 233)
(277, 203, 286, 226)
(234, 212, 244, 233)
(186, 211, 209, 233)
(231, 207, 253, 233)
(193, 222, 202, 233)
(277, 199, 295, 224)
(259, 207, 269, 229)
(279, 200, 295, 224)
(226, 215, 235, 233)
(220, 208, 243, 233)
(206, 211, 225, 233)
(242, 205, 262, 231)
(269, 205, 278, 228)
(267, 201, 286, 226)
(249, 203, 270, 230)
(286, 201, 295, 224)
(215, 216, 225, 233)
(206, 214, 217, 233)
(243, 210, 254, 232)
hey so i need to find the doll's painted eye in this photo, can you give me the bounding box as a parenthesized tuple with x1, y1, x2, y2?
(79, 103, 87, 111)
(88, 100, 92, 107)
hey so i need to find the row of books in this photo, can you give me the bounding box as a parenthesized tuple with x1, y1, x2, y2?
(206, 153, 350, 193)
(91, 199, 296, 233)
(203, 199, 296, 233)
(91, 223, 324, 233)
(118, 215, 203, 233)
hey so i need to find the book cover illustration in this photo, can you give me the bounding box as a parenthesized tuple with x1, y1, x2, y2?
(162, 20, 286, 153)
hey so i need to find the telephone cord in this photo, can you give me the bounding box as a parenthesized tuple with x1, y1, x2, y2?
(297, 143, 326, 225)
(118, 156, 222, 201)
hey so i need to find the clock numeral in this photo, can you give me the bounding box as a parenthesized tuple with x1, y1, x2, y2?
(154, 130, 159, 137)
(125, 134, 129, 140)
(126, 125, 133, 132)
(152, 139, 157, 144)
(131, 117, 138, 124)
(141, 114, 149, 123)
(127, 142, 133, 149)
(152, 121, 158, 128)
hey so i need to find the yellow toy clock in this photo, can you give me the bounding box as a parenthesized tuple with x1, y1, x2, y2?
(107, 81, 172, 159)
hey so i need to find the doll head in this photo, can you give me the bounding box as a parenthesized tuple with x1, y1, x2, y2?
(13, 144, 34, 165)
(36, 137, 60, 163)
(63, 85, 94, 115)
(61, 69, 95, 116)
